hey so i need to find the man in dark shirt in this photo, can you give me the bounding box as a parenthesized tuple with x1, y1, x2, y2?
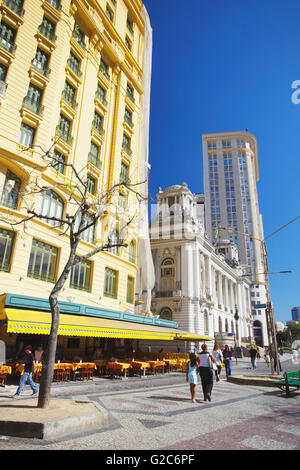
(13, 345, 38, 398)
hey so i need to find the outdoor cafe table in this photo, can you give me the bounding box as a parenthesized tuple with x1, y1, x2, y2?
(72, 362, 97, 381)
(131, 361, 151, 376)
(106, 361, 132, 378)
(162, 359, 178, 371)
(0, 365, 12, 387)
(147, 361, 166, 374)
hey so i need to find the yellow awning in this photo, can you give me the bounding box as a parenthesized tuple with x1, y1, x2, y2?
(1, 308, 213, 342)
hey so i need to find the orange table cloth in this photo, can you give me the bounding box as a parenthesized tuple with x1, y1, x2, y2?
(147, 361, 166, 368)
(72, 362, 97, 371)
(106, 362, 132, 373)
(131, 361, 151, 370)
(0, 365, 12, 375)
(16, 363, 75, 375)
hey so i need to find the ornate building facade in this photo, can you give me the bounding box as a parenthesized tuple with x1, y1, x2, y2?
(149, 183, 254, 352)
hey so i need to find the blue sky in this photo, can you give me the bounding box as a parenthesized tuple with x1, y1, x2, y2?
(143, 0, 300, 323)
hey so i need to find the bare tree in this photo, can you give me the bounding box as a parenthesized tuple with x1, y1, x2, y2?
(1, 142, 147, 408)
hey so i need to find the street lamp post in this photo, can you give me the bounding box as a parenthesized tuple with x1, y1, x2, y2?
(234, 305, 239, 365)
(216, 216, 299, 376)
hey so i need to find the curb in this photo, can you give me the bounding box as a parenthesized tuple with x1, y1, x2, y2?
(227, 375, 279, 387)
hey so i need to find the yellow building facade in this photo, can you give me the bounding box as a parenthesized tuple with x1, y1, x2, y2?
(0, 0, 154, 358)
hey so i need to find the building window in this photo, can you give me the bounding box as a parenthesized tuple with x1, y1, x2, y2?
(18, 123, 35, 147)
(126, 84, 135, 103)
(86, 174, 96, 195)
(38, 189, 64, 227)
(47, 0, 61, 10)
(161, 258, 175, 294)
(125, 36, 132, 51)
(104, 267, 118, 298)
(0, 22, 16, 54)
(51, 149, 66, 174)
(105, 5, 113, 22)
(1, 169, 21, 209)
(122, 133, 131, 156)
(127, 18, 133, 34)
(99, 58, 110, 81)
(0, 63, 7, 81)
(92, 111, 104, 136)
(24, 83, 43, 115)
(107, 229, 119, 255)
(32, 48, 49, 76)
(222, 140, 231, 149)
(76, 212, 95, 244)
(126, 276, 134, 304)
(160, 307, 172, 321)
(96, 84, 107, 106)
(39, 16, 56, 42)
(70, 258, 91, 292)
(27, 239, 57, 283)
(62, 80, 76, 109)
(128, 240, 135, 263)
(56, 113, 72, 145)
(0, 228, 15, 272)
(118, 193, 126, 210)
(89, 141, 101, 169)
(120, 161, 129, 184)
(73, 23, 85, 50)
(124, 108, 133, 128)
(67, 51, 81, 77)
(207, 141, 216, 150)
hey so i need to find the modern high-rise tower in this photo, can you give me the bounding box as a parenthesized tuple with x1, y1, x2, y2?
(202, 131, 268, 346)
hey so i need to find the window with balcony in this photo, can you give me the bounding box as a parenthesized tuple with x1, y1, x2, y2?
(46, 0, 61, 11)
(38, 189, 64, 227)
(92, 111, 104, 137)
(0, 228, 15, 272)
(62, 80, 76, 109)
(0, 63, 7, 82)
(126, 276, 134, 304)
(4, 0, 24, 17)
(39, 16, 56, 42)
(56, 113, 72, 145)
(120, 161, 129, 184)
(18, 122, 35, 147)
(1, 169, 21, 209)
(0, 21, 16, 54)
(70, 258, 91, 292)
(95, 84, 107, 107)
(104, 267, 118, 298)
(27, 239, 57, 283)
(67, 51, 81, 78)
(23, 83, 43, 116)
(32, 48, 50, 77)
(160, 258, 175, 295)
(51, 149, 66, 174)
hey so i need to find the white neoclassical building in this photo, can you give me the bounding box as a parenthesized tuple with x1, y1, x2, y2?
(148, 183, 254, 353)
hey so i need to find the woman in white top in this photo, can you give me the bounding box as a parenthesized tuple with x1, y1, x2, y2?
(212, 344, 222, 382)
(197, 343, 216, 402)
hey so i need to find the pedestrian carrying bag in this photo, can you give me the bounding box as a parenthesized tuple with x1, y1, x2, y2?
(208, 354, 217, 371)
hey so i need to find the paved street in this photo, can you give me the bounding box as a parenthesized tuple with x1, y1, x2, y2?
(0, 356, 299, 451)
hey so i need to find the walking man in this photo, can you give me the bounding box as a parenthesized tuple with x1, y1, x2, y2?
(249, 346, 258, 369)
(13, 345, 38, 398)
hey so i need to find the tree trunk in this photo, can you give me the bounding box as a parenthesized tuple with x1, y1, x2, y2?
(37, 243, 79, 409)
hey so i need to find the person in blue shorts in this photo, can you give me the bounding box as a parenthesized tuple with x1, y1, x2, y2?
(186, 353, 199, 403)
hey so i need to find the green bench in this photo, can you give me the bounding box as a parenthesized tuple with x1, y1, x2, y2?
(273, 371, 300, 397)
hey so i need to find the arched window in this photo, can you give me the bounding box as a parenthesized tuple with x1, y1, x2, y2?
(225, 319, 229, 333)
(160, 307, 172, 321)
(161, 258, 175, 294)
(38, 189, 64, 227)
(1, 169, 21, 209)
